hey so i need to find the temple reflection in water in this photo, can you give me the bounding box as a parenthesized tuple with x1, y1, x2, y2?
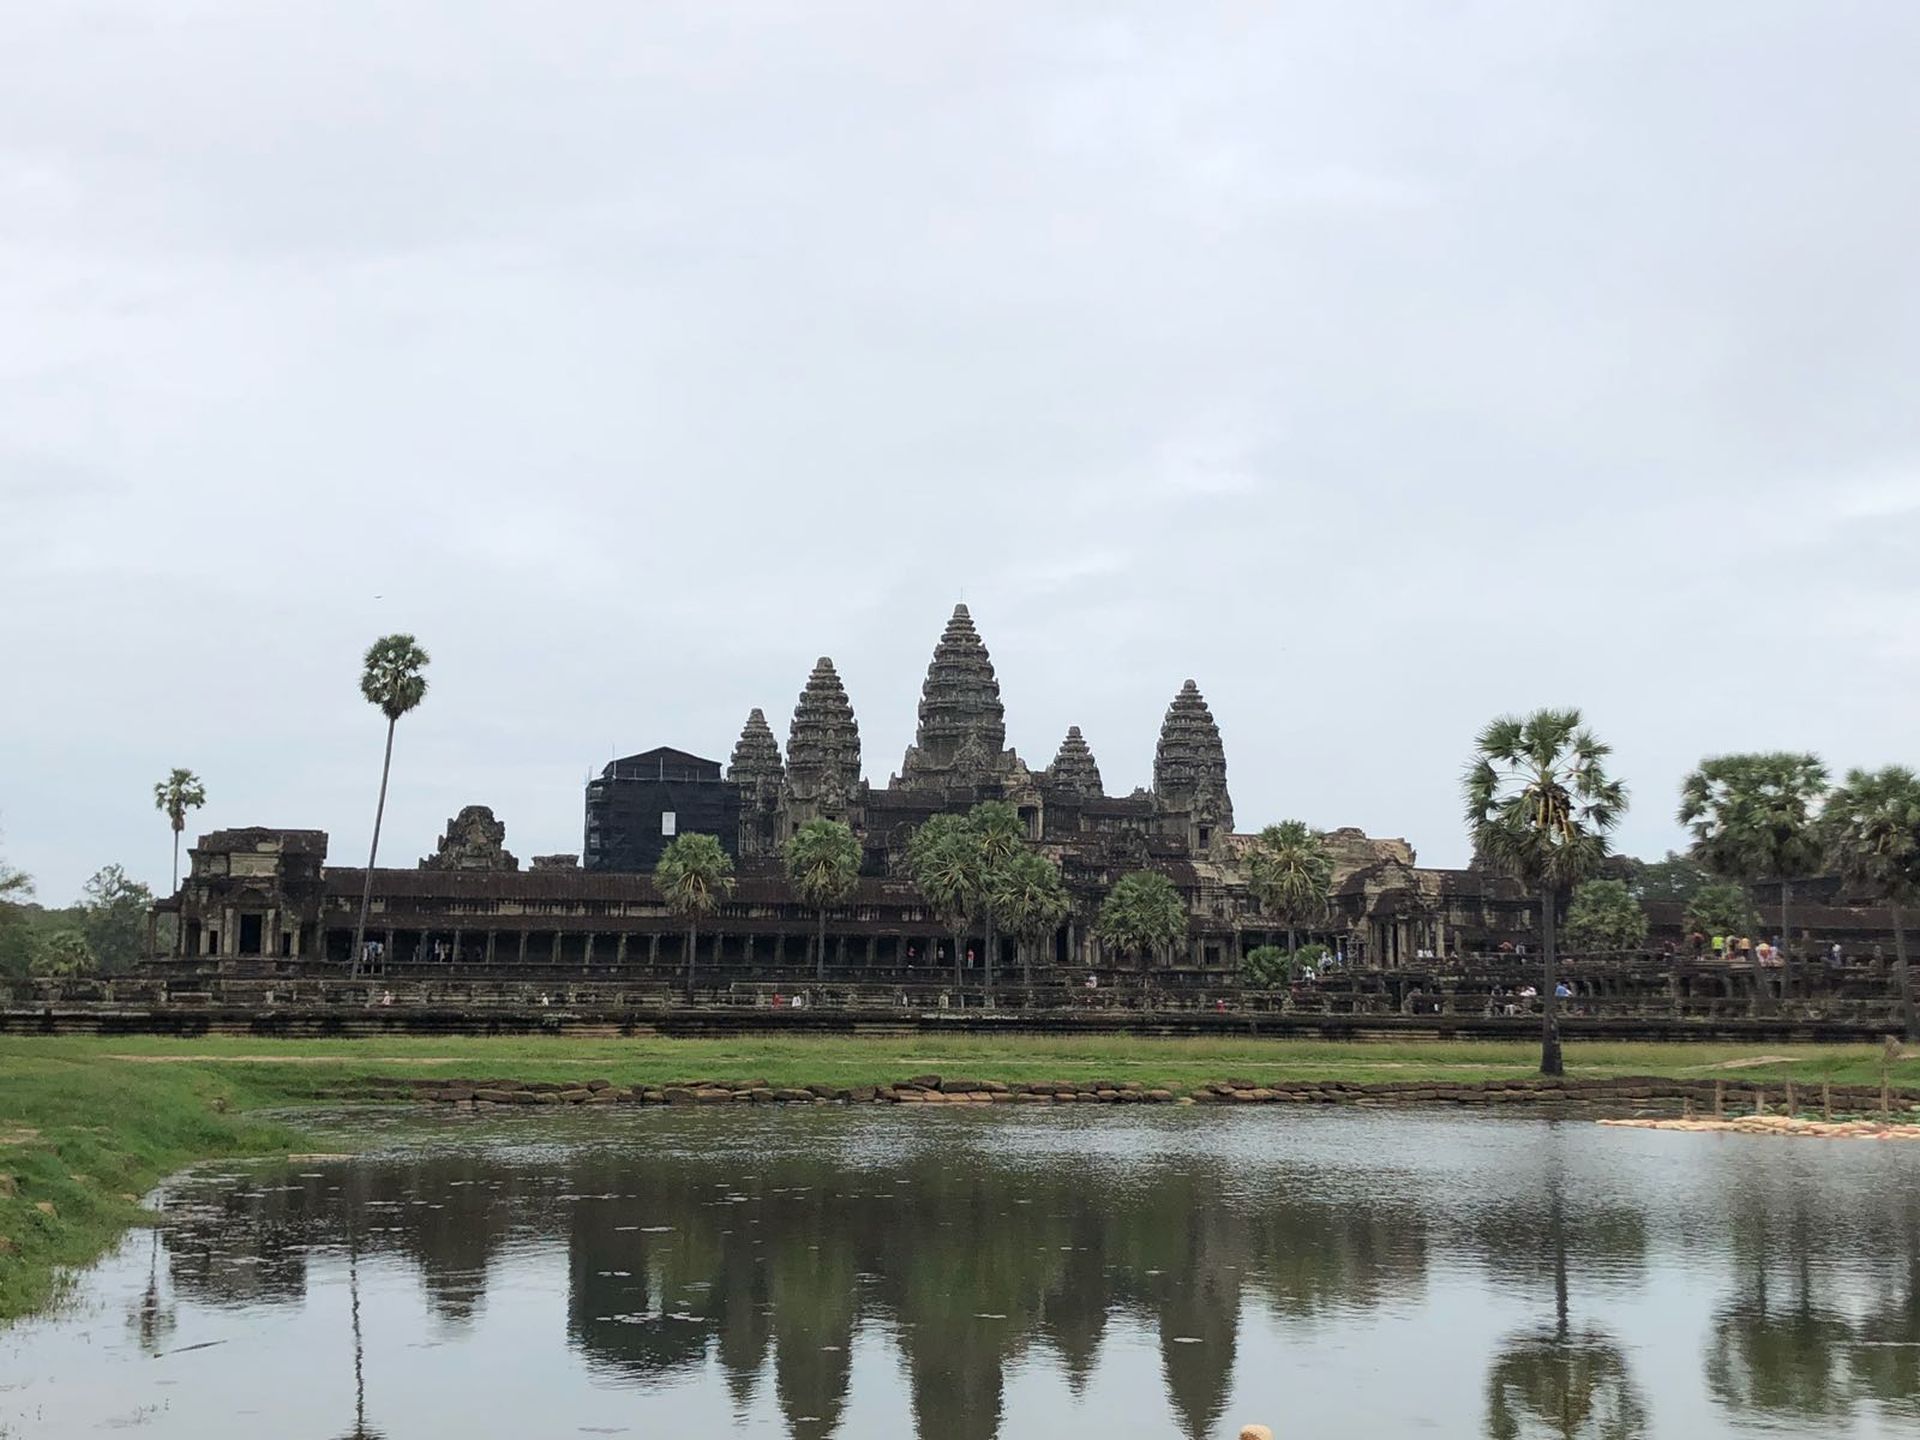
(125, 1109, 1920, 1440)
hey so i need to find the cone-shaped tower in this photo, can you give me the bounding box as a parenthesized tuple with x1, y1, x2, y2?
(1045, 726, 1104, 798)
(782, 658, 861, 824)
(728, 708, 784, 857)
(1153, 680, 1233, 840)
(727, 708, 783, 786)
(899, 603, 1013, 792)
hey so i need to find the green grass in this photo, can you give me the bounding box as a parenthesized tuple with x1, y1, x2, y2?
(3, 1032, 1915, 1322)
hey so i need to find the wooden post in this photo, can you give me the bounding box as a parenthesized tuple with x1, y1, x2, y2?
(1785, 1080, 1797, 1118)
(1714, 1080, 1725, 1118)
(1754, 1086, 1766, 1116)
(1823, 1082, 1833, 1121)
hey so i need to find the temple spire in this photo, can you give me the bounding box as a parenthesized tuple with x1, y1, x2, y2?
(782, 658, 861, 823)
(1046, 726, 1104, 798)
(727, 707, 783, 786)
(1154, 680, 1233, 834)
(899, 603, 1010, 791)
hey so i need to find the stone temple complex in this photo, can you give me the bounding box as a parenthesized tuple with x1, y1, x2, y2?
(155, 603, 1559, 984)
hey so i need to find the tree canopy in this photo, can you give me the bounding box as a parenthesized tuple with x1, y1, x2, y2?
(987, 849, 1070, 947)
(359, 634, 431, 720)
(29, 929, 97, 979)
(152, 768, 207, 834)
(1683, 881, 1760, 940)
(1679, 752, 1829, 886)
(655, 832, 737, 924)
(783, 819, 861, 914)
(80, 863, 153, 973)
(1821, 766, 1920, 909)
(1244, 820, 1334, 945)
(1095, 871, 1187, 965)
(1464, 709, 1627, 894)
(1562, 879, 1649, 953)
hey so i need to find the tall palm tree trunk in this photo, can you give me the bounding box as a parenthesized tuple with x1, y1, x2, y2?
(685, 919, 698, 1002)
(350, 716, 398, 978)
(1894, 904, 1918, 1043)
(951, 929, 964, 991)
(1020, 937, 1031, 989)
(984, 906, 997, 994)
(170, 826, 182, 893)
(816, 909, 827, 982)
(1539, 884, 1564, 1076)
(1287, 925, 1297, 957)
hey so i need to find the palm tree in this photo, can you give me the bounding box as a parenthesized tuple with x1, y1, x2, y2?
(1679, 752, 1829, 995)
(1464, 709, 1627, 1076)
(988, 848, 1071, 987)
(907, 813, 983, 989)
(1243, 820, 1334, 956)
(349, 635, 430, 976)
(655, 832, 735, 997)
(1821, 767, 1920, 1042)
(151, 768, 207, 894)
(969, 801, 1027, 992)
(784, 818, 861, 981)
(1095, 870, 1188, 982)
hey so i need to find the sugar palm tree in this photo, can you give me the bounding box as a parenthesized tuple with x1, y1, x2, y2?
(1243, 820, 1334, 956)
(784, 818, 861, 981)
(1464, 709, 1627, 1076)
(969, 801, 1027, 993)
(152, 768, 207, 893)
(349, 635, 430, 975)
(1095, 870, 1188, 980)
(1821, 766, 1920, 1042)
(907, 813, 983, 989)
(1679, 752, 1828, 994)
(988, 848, 1071, 987)
(655, 832, 735, 996)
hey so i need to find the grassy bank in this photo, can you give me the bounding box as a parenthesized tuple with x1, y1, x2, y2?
(4, 1033, 1916, 1322)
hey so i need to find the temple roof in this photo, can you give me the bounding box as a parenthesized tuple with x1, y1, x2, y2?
(1045, 726, 1105, 798)
(899, 603, 1011, 790)
(726, 707, 783, 786)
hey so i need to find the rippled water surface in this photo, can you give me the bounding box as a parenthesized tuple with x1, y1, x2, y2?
(5, 1106, 1920, 1439)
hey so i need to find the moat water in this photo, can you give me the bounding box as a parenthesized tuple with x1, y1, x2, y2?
(4, 1108, 1919, 1440)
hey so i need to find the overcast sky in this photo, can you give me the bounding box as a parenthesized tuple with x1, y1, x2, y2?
(4, 2, 1918, 903)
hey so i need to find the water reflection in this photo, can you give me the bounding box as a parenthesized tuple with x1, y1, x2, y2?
(1482, 1183, 1648, 1439)
(14, 1108, 1920, 1440)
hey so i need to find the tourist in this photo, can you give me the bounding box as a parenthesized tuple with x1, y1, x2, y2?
(1554, 981, 1571, 999)
(1755, 939, 1773, 966)
(1830, 942, 1845, 968)
(1085, 972, 1098, 990)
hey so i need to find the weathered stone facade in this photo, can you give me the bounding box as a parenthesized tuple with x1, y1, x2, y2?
(420, 805, 518, 872)
(160, 603, 1917, 984)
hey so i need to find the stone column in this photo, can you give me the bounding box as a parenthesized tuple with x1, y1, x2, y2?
(452, 927, 464, 964)
(615, 933, 628, 965)
(550, 932, 562, 964)
(517, 930, 528, 965)
(647, 933, 660, 967)
(584, 932, 596, 968)
(834, 934, 846, 968)
(485, 930, 497, 965)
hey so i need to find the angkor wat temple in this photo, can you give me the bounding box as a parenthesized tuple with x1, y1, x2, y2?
(145, 605, 1894, 987)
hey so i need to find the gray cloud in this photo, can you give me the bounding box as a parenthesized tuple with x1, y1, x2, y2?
(3, 1, 1918, 899)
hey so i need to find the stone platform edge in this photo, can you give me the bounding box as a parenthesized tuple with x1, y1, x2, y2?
(349, 1074, 1920, 1112)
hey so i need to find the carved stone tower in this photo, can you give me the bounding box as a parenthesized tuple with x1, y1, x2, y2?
(1153, 680, 1233, 850)
(899, 603, 1014, 793)
(781, 658, 862, 830)
(1045, 726, 1104, 798)
(727, 708, 784, 857)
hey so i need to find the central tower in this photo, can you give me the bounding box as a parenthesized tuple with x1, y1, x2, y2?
(898, 603, 1014, 793)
